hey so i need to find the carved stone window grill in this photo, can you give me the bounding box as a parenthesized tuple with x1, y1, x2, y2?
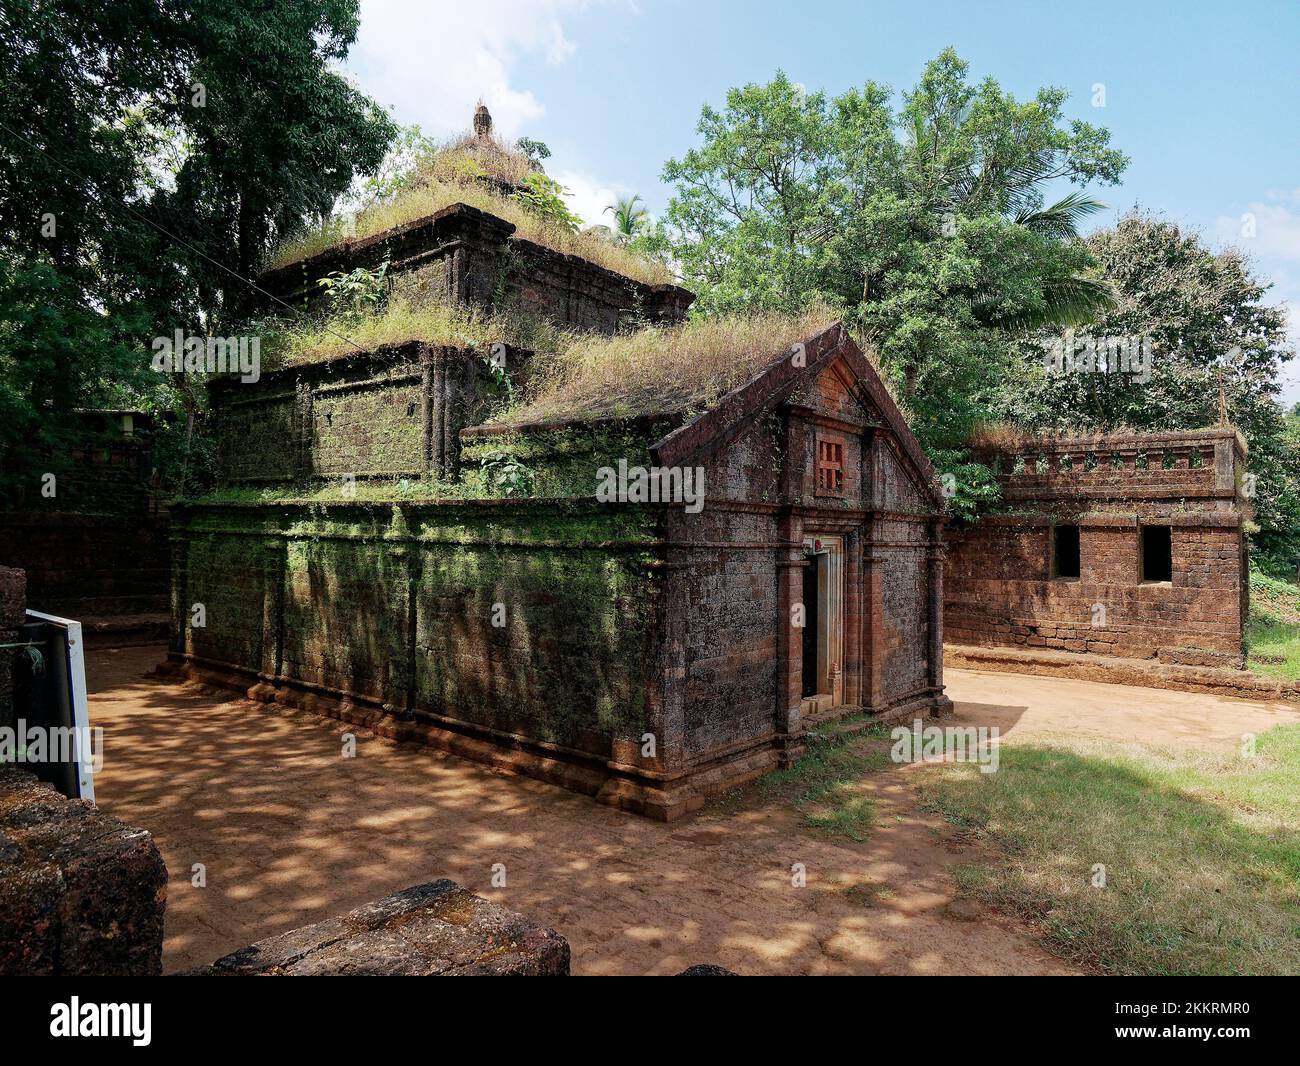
(816, 438, 844, 497)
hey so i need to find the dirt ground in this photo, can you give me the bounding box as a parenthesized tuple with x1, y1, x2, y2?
(85, 645, 1300, 975)
(947, 667, 1300, 750)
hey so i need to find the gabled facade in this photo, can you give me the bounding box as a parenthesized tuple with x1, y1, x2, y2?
(645, 323, 949, 795)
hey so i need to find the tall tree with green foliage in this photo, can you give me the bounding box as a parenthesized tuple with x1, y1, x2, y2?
(652, 49, 1127, 450)
(0, 0, 396, 492)
(998, 211, 1299, 573)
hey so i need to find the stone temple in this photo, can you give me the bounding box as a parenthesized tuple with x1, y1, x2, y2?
(170, 113, 951, 819)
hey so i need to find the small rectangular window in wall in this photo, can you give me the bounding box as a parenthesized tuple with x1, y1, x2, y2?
(816, 437, 845, 497)
(1053, 524, 1080, 579)
(1141, 525, 1172, 582)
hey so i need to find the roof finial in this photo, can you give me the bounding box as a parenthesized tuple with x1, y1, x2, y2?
(473, 101, 492, 140)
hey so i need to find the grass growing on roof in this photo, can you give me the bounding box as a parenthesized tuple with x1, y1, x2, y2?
(492, 306, 838, 426)
(265, 136, 673, 286)
(260, 287, 571, 370)
(917, 726, 1300, 975)
(422, 129, 536, 188)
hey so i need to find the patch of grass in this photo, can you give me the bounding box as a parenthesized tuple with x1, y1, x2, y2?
(1246, 568, 1300, 680)
(492, 307, 838, 426)
(266, 139, 673, 286)
(917, 726, 1300, 975)
(422, 130, 535, 188)
(844, 881, 893, 908)
(755, 718, 894, 842)
(261, 288, 571, 370)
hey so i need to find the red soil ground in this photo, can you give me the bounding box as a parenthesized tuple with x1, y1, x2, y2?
(85, 645, 1299, 975)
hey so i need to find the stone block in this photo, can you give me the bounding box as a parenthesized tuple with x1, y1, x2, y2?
(0, 767, 166, 975)
(195, 880, 570, 976)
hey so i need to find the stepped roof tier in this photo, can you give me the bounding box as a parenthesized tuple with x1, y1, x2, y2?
(258, 203, 693, 334)
(258, 107, 692, 334)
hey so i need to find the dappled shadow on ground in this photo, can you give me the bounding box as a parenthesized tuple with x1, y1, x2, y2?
(86, 645, 1071, 975)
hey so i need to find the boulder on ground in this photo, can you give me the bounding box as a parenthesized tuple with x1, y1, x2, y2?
(195, 880, 570, 976)
(0, 766, 166, 975)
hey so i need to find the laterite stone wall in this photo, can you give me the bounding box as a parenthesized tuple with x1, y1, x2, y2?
(879, 518, 932, 697)
(212, 343, 521, 488)
(944, 429, 1248, 664)
(173, 501, 664, 760)
(0, 566, 24, 731)
(255, 203, 694, 332)
(0, 767, 167, 976)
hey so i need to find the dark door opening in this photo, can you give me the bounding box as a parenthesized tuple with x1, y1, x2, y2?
(801, 553, 821, 698)
(1141, 525, 1172, 582)
(1053, 524, 1080, 579)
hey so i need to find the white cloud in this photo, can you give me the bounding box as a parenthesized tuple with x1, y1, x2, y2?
(1214, 190, 1300, 261)
(348, 0, 597, 139)
(553, 169, 627, 228)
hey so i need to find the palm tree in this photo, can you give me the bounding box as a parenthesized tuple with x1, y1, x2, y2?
(1014, 190, 1108, 239)
(586, 194, 650, 244)
(1015, 192, 1115, 328)
(968, 191, 1116, 330)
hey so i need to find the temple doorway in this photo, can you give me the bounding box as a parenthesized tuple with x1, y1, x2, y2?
(800, 534, 844, 714)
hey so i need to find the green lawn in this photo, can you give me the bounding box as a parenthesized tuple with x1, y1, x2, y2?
(1246, 569, 1300, 681)
(916, 725, 1300, 975)
(728, 568, 1300, 973)
(750, 718, 893, 841)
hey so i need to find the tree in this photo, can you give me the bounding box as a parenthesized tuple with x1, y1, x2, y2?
(0, 0, 396, 491)
(654, 50, 1127, 449)
(997, 211, 1299, 572)
(606, 194, 650, 241)
(345, 124, 439, 214)
(515, 137, 551, 169)
(586, 194, 650, 243)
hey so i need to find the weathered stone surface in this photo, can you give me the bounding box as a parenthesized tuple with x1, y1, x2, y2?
(0, 565, 24, 628)
(0, 841, 61, 975)
(178, 326, 949, 818)
(255, 202, 694, 332)
(0, 411, 169, 623)
(196, 880, 570, 976)
(945, 644, 1297, 703)
(945, 429, 1248, 663)
(0, 767, 167, 975)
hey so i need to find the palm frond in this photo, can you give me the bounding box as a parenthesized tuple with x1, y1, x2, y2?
(1014, 191, 1108, 239)
(971, 274, 1116, 331)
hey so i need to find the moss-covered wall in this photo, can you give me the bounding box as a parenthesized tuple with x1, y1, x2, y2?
(310, 371, 426, 478)
(172, 500, 665, 760)
(215, 387, 300, 484)
(460, 419, 676, 500)
(212, 344, 534, 489)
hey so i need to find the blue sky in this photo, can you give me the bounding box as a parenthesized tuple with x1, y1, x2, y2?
(346, 0, 1300, 402)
